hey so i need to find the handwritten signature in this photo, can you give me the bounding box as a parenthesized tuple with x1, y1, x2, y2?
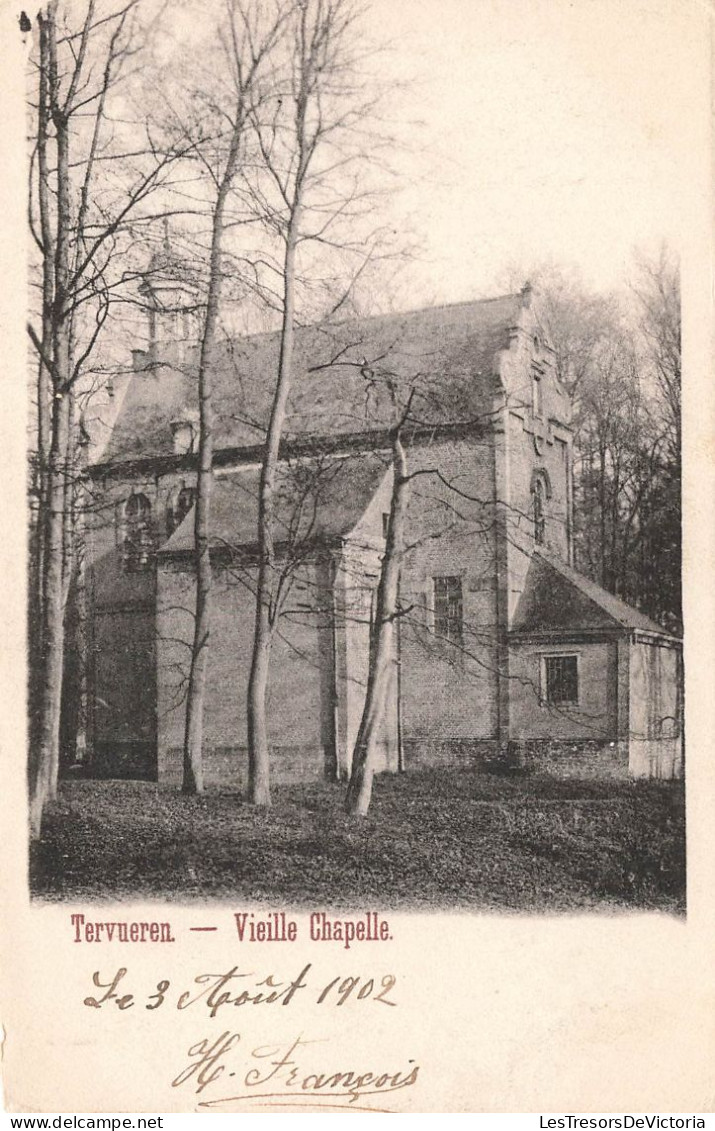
(171, 1032, 420, 1111)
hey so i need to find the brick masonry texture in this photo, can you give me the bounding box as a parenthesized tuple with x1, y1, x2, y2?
(511, 739, 630, 780)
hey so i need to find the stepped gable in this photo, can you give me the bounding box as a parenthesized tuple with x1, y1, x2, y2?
(511, 550, 677, 639)
(98, 293, 523, 466)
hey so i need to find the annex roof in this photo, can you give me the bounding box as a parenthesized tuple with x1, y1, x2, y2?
(99, 293, 524, 466)
(160, 451, 390, 555)
(511, 551, 678, 640)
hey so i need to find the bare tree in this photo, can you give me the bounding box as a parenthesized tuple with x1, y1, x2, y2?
(632, 245, 681, 464)
(27, 0, 187, 835)
(631, 245, 682, 630)
(244, 0, 394, 806)
(170, 1, 288, 794)
(345, 409, 409, 815)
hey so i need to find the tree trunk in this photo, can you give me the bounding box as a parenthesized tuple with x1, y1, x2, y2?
(247, 625, 272, 805)
(30, 391, 70, 834)
(61, 531, 88, 770)
(61, 430, 90, 770)
(598, 444, 607, 589)
(182, 100, 246, 795)
(182, 389, 211, 794)
(181, 278, 216, 796)
(36, 8, 54, 575)
(346, 431, 408, 817)
(246, 224, 300, 807)
(29, 6, 56, 756)
(29, 1, 72, 836)
(62, 391, 77, 604)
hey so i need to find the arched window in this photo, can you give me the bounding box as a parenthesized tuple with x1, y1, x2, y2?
(123, 493, 153, 572)
(532, 477, 546, 546)
(166, 486, 196, 536)
(530, 470, 551, 548)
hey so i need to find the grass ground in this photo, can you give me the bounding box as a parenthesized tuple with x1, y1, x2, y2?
(30, 770, 686, 913)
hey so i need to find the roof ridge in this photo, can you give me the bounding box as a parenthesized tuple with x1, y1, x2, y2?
(178, 291, 525, 353)
(323, 290, 524, 329)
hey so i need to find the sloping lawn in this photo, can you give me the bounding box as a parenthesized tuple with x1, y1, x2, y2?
(30, 771, 685, 913)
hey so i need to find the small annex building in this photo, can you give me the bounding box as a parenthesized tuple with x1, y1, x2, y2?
(508, 552, 682, 779)
(82, 266, 683, 787)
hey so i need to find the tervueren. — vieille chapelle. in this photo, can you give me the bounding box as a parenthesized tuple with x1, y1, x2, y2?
(77, 249, 683, 790)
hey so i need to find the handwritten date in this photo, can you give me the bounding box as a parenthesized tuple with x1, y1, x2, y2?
(84, 966, 398, 1013)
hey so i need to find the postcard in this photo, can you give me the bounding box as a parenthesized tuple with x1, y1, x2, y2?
(1, 0, 713, 1115)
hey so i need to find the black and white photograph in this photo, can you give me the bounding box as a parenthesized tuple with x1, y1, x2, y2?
(24, 0, 686, 914)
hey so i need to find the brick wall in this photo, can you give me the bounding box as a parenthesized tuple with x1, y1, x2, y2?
(399, 436, 501, 749)
(495, 298, 573, 626)
(504, 412, 571, 618)
(156, 557, 336, 784)
(158, 742, 327, 789)
(510, 738, 630, 779)
(508, 640, 618, 743)
(403, 737, 498, 770)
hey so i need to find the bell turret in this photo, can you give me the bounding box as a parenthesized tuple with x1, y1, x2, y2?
(139, 222, 199, 362)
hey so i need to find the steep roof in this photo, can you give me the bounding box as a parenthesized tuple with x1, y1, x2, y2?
(99, 293, 523, 466)
(160, 451, 390, 555)
(511, 551, 678, 639)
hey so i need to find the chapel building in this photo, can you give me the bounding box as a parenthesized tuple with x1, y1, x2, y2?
(82, 268, 683, 787)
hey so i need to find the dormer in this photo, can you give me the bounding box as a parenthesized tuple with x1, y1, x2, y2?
(169, 409, 199, 455)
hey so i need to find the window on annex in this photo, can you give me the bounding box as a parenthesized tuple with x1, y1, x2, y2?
(542, 654, 579, 705)
(167, 485, 196, 536)
(433, 575, 463, 645)
(122, 493, 153, 572)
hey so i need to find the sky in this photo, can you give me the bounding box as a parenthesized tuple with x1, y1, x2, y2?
(358, 0, 707, 305)
(137, 0, 709, 316)
(11, 0, 710, 338)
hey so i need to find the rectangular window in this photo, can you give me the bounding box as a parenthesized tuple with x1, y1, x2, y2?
(433, 575, 463, 644)
(543, 654, 579, 705)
